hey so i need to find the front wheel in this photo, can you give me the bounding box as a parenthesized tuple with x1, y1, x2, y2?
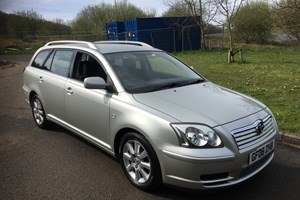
(119, 132, 162, 191)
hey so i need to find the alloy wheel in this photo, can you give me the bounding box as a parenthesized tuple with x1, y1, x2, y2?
(122, 140, 151, 184)
(32, 98, 44, 125)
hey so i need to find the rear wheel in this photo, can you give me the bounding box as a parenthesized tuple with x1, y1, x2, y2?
(119, 132, 162, 191)
(31, 95, 50, 129)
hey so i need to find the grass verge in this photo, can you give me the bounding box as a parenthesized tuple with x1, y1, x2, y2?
(0, 39, 43, 55)
(174, 45, 300, 135)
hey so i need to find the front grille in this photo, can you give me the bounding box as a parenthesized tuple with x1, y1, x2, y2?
(231, 115, 275, 150)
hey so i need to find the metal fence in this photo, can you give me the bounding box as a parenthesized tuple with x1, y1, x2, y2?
(0, 28, 226, 52)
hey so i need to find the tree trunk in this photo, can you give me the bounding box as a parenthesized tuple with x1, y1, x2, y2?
(228, 24, 234, 63)
(228, 25, 233, 52)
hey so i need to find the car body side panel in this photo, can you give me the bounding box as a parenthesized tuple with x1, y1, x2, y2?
(64, 79, 111, 149)
(23, 66, 66, 120)
(41, 71, 67, 120)
(109, 93, 180, 144)
(108, 92, 182, 180)
(23, 66, 40, 103)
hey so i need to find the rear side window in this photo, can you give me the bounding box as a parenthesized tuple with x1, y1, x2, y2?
(50, 50, 74, 77)
(32, 50, 52, 68)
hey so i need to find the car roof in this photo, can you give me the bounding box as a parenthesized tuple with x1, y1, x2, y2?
(43, 40, 162, 54)
(95, 43, 160, 54)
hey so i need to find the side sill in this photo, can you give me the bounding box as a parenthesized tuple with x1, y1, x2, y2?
(47, 114, 115, 157)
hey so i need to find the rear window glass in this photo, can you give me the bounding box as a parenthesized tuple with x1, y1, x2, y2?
(51, 50, 74, 77)
(32, 50, 52, 68)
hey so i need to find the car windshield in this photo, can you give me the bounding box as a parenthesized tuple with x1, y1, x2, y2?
(104, 51, 205, 93)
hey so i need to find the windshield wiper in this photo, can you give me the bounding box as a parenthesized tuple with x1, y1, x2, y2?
(148, 78, 205, 92)
(176, 78, 205, 87)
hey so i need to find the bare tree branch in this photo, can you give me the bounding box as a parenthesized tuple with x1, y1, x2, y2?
(215, 0, 245, 62)
(164, 0, 218, 50)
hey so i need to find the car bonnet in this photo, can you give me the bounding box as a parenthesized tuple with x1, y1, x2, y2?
(132, 82, 266, 127)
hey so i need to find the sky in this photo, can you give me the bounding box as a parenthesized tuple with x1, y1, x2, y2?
(0, 0, 169, 21)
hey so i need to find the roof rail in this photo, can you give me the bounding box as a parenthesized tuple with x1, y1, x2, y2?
(95, 40, 153, 48)
(44, 40, 97, 49)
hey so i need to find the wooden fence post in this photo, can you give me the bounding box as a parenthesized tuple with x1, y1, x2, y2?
(228, 50, 232, 63)
(239, 49, 244, 63)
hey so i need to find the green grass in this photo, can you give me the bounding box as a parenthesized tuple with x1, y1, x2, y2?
(174, 46, 300, 135)
(0, 39, 43, 55)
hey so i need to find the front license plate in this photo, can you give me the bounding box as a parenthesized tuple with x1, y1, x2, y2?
(249, 140, 275, 165)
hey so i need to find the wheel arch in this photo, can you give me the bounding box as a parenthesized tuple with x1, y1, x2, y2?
(29, 91, 49, 119)
(29, 91, 37, 105)
(114, 127, 143, 159)
(116, 128, 163, 191)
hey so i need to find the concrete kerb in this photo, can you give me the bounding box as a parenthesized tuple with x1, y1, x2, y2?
(277, 132, 300, 149)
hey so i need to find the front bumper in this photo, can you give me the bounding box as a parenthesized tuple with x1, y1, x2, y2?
(158, 112, 278, 190)
(161, 144, 274, 190)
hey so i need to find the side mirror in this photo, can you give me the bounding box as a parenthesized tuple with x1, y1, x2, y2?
(84, 77, 107, 89)
(189, 66, 194, 70)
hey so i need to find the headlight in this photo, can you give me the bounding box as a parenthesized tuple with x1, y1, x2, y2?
(171, 124, 223, 148)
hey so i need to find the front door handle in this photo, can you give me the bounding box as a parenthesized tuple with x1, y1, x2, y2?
(66, 87, 73, 95)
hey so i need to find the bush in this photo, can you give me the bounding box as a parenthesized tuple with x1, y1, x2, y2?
(233, 2, 272, 44)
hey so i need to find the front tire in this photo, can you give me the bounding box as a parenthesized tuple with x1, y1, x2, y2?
(119, 132, 162, 191)
(31, 95, 50, 129)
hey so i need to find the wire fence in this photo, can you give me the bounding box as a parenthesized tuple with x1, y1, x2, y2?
(116, 26, 202, 52)
(2, 23, 298, 53)
(0, 27, 226, 52)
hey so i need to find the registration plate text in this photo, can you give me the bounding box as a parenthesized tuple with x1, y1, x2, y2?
(249, 140, 275, 165)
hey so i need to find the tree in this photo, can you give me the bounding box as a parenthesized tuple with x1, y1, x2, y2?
(233, 1, 272, 44)
(0, 11, 8, 36)
(71, 0, 154, 40)
(215, 0, 245, 62)
(163, 0, 218, 50)
(163, 1, 194, 16)
(0, 10, 71, 40)
(273, 0, 300, 43)
(13, 10, 44, 39)
(39, 19, 71, 37)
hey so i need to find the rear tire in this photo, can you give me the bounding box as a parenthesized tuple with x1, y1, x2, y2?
(119, 132, 162, 191)
(31, 95, 50, 129)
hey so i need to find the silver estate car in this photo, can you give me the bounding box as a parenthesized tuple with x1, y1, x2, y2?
(23, 40, 278, 191)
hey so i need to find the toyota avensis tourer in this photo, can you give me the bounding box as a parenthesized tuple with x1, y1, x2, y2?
(23, 40, 278, 191)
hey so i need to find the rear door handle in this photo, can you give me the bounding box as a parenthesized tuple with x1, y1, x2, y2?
(39, 76, 43, 83)
(66, 87, 73, 95)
